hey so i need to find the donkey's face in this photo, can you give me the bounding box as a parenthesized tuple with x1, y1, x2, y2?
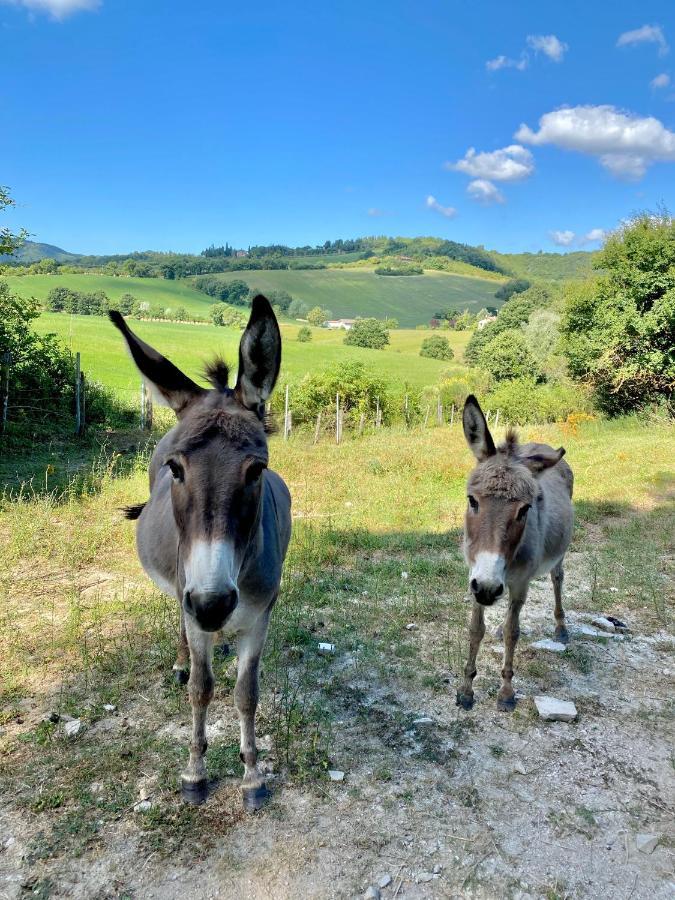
(110, 296, 281, 632)
(462, 396, 563, 606)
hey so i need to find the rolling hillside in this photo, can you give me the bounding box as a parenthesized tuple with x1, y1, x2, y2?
(0, 240, 77, 263)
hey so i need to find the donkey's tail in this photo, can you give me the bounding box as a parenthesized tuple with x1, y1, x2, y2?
(122, 502, 146, 520)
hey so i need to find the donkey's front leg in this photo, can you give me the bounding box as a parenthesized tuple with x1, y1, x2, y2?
(497, 589, 526, 711)
(235, 610, 271, 812)
(181, 619, 214, 803)
(456, 601, 485, 710)
(172, 604, 189, 686)
(551, 561, 569, 644)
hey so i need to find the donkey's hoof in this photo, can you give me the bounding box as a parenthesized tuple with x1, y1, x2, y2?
(215, 642, 231, 659)
(181, 777, 211, 805)
(242, 783, 270, 812)
(173, 667, 189, 686)
(496, 695, 517, 712)
(554, 627, 570, 645)
(456, 692, 474, 711)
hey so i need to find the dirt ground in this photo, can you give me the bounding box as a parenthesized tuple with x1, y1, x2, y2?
(1, 549, 673, 900)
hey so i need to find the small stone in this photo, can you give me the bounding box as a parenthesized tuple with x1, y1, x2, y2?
(573, 624, 602, 638)
(405, 623, 418, 631)
(328, 769, 345, 782)
(412, 717, 433, 727)
(134, 800, 152, 813)
(90, 781, 104, 795)
(531, 639, 567, 653)
(401, 572, 409, 580)
(432, 865, 442, 875)
(417, 872, 434, 883)
(364, 887, 380, 899)
(103, 704, 116, 712)
(513, 761, 527, 775)
(64, 718, 82, 737)
(492, 645, 504, 656)
(377, 874, 392, 889)
(534, 696, 578, 722)
(317, 642, 335, 655)
(591, 616, 616, 633)
(606, 615, 629, 633)
(636, 833, 659, 854)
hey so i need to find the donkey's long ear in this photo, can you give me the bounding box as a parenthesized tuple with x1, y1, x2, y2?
(519, 445, 565, 474)
(109, 311, 206, 417)
(234, 295, 281, 416)
(463, 395, 496, 461)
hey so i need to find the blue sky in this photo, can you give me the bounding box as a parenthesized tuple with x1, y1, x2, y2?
(2, 0, 674, 254)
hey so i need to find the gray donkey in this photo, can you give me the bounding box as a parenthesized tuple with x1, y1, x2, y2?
(110, 296, 291, 808)
(457, 395, 574, 711)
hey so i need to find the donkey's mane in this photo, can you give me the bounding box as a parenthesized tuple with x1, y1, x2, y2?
(203, 357, 231, 392)
(500, 427, 520, 456)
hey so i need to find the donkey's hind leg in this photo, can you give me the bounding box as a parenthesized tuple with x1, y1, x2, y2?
(551, 560, 569, 645)
(181, 619, 214, 803)
(456, 601, 486, 710)
(235, 609, 271, 812)
(172, 604, 189, 686)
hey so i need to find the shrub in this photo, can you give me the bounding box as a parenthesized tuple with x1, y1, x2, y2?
(420, 335, 454, 360)
(374, 263, 423, 276)
(485, 378, 589, 424)
(344, 318, 390, 349)
(278, 362, 390, 425)
(494, 278, 531, 302)
(465, 283, 556, 365)
(210, 303, 246, 327)
(478, 330, 539, 382)
(297, 326, 312, 342)
(307, 306, 329, 327)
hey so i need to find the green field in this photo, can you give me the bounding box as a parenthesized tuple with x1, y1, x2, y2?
(33, 312, 470, 398)
(5, 267, 502, 328)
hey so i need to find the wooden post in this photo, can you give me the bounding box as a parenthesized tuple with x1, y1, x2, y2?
(450, 403, 455, 427)
(283, 385, 290, 440)
(335, 393, 341, 444)
(375, 396, 381, 428)
(74, 352, 81, 435)
(0, 351, 10, 438)
(485, 409, 491, 425)
(79, 372, 86, 435)
(145, 387, 153, 430)
(423, 404, 430, 428)
(436, 397, 442, 425)
(313, 411, 322, 445)
(494, 409, 500, 428)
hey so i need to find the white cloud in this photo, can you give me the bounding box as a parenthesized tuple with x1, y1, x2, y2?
(446, 144, 534, 182)
(425, 195, 457, 218)
(581, 228, 606, 244)
(486, 54, 528, 72)
(617, 24, 669, 56)
(549, 230, 576, 247)
(527, 34, 568, 62)
(2, 0, 100, 17)
(467, 179, 505, 205)
(651, 72, 671, 88)
(515, 104, 675, 179)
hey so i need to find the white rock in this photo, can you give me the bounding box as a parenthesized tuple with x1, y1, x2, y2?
(317, 642, 335, 655)
(412, 717, 433, 726)
(572, 624, 602, 638)
(64, 718, 82, 737)
(134, 800, 152, 813)
(405, 623, 419, 631)
(417, 872, 434, 883)
(364, 887, 380, 900)
(103, 704, 116, 712)
(591, 616, 616, 633)
(432, 865, 442, 875)
(401, 571, 409, 580)
(377, 874, 392, 889)
(636, 833, 659, 854)
(534, 696, 578, 722)
(491, 645, 504, 656)
(328, 769, 345, 782)
(531, 639, 567, 653)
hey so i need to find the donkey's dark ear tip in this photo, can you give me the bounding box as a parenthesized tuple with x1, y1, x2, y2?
(557, 447, 566, 459)
(108, 310, 125, 329)
(249, 294, 274, 317)
(464, 394, 479, 410)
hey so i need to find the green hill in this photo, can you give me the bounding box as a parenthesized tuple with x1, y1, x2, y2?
(1, 240, 77, 263)
(490, 249, 596, 282)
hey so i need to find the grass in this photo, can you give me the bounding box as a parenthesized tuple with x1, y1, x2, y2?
(0, 415, 672, 874)
(29, 312, 469, 399)
(4, 265, 502, 329)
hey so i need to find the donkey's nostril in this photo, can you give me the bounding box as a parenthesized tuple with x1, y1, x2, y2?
(184, 590, 193, 611)
(470, 578, 479, 594)
(495, 584, 504, 597)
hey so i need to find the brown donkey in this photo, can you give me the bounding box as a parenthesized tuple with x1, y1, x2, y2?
(456, 395, 574, 711)
(110, 296, 291, 808)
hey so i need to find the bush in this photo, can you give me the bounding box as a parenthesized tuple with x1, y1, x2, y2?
(297, 326, 312, 342)
(465, 283, 556, 365)
(419, 335, 454, 360)
(344, 318, 390, 349)
(307, 306, 329, 327)
(278, 362, 390, 425)
(210, 303, 246, 327)
(560, 213, 675, 415)
(423, 368, 493, 413)
(194, 276, 251, 306)
(494, 278, 531, 302)
(485, 377, 589, 424)
(374, 263, 423, 276)
(478, 330, 539, 382)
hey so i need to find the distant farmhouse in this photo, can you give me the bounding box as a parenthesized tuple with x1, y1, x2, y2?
(477, 315, 497, 329)
(325, 318, 356, 331)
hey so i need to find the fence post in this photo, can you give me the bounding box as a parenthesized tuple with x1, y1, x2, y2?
(140, 382, 145, 429)
(423, 404, 430, 428)
(450, 403, 455, 427)
(335, 393, 341, 444)
(437, 397, 442, 425)
(146, 386, 153, 430)
(283, 385, 290, 440)
(494, 409, 500, 428)
(313, 411, 322, 445)
(0, 351, 11, 438)
(375, 396, 381, 428)
(74, 352, 81, 435)
(79, 371, 86, 435)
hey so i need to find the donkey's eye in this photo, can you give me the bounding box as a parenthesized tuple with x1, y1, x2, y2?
(166, 459, 185, 482)
(468, 495, 479, 512)
(516, 503, 531, 521)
